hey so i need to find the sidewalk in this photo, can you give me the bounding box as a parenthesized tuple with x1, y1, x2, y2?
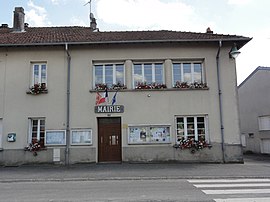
(0, 154, 269, 182)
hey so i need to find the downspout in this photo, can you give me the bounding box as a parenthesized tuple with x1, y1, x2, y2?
(65, 43, 71, 166)
(216, 40, 226, 163)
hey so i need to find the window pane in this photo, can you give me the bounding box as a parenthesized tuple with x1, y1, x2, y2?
(187, 117, 195, 136)
(173, 63, 181, 84)
(134, 64, 143, 86)
(144, 64, 152, 84)
(197, 117, 205, 137)
(41, 65, 47, 83)
(115, 64, 124, 84)
(176, 118, 184, 142)
(155, 63, 163, 84)
(105, 65, 113, 87)
(95, 65, 103, 84)
(194, 63, 202, 83)
(34, 65, 39, 84)
(183, 63, 191, 83)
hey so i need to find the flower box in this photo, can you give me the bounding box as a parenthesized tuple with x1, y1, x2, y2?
(135, 82, 167, 90)
(27, 83, 48, 95)
(174, 81, 208, 89)
(173, 137, 212, 153)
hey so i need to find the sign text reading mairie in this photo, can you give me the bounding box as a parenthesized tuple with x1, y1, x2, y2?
(95, 105, 124, 113)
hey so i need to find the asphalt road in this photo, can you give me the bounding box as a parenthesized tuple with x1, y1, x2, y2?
(0, 154, 270, 202)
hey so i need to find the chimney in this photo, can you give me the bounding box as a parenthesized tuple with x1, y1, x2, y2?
(0, 24, 9, 28)
(13, 7, 25, 32)
(206, 27, 213, 34)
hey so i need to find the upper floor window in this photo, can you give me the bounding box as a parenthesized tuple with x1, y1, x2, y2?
(32, 63, 47, 86)
(173, 62, 204, 87)
(258, 116, 270, 131)
(94, 63, 125, 90)
(27, 63, 48, 94)
(133, 63, 165, 89)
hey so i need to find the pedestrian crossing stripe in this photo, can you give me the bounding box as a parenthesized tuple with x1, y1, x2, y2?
(188, 178, 270, 201)
(194, 183, 270, 188)
(203, 188, 270, 194)
(214, 197, 270, 202)
(188, 179, 270, 183)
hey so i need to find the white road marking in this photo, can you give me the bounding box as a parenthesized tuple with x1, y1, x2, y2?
(214, 197, 270, 202)
(188, 179, 270, 183)
(202, 188, 270, 194)
(194, 183, 270, 188)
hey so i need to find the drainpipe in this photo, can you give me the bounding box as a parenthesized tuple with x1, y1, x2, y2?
(216, 40, 226, 163)
(65, 43, 71, 166)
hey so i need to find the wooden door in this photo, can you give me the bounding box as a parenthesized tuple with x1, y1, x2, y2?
(98, 117, 122, 162)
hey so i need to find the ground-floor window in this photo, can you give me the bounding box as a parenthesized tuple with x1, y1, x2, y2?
(28, 118, 45, 147)
(128, 125, 170, 144)
(176, 116, 208, 143)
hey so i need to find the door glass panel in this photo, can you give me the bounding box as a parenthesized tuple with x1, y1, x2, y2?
(111, 135, 117, 145)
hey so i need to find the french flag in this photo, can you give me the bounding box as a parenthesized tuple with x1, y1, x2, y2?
(96, 88, 108, 105)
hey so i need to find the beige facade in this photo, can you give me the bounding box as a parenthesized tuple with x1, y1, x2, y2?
(0, 41, 247, 165)
(0, 6, 251, 165)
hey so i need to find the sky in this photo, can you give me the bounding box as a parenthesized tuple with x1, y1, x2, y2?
(0, 0, 269, 85)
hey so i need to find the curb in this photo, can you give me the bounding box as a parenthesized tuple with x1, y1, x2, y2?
(1, 175, 270, 183)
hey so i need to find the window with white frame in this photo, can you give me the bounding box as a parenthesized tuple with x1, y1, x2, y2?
(94, 63, 125, 89)
(176, 116, 208, 143)
(258, 116, 270, 131)
(128, 125, 170, 144)
(133, 63, 164, 88)
(172, 62, 204, 86)
(28, 118, 45, 147)
(71, 129, 92, 145)
(32, 63, 47, 87)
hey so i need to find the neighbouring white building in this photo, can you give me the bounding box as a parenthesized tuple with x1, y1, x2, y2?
(238, 67, 270, 154)
(0, 7, 251, 165)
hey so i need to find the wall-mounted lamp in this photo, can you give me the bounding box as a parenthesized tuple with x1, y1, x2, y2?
(229, 43, 241, 59)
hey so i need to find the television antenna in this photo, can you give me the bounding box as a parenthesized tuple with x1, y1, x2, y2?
(84, 0, 94, 24)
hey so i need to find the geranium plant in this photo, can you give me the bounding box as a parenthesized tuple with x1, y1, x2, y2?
(173, 137, 212, 153)
(135, 82, 167, 89)
(24, 141, 45, 156)
(112, 82, 127, 90)
(95, 82, 127, 91)
(174, 81, 207, 89)
(28, 83, 48, 95)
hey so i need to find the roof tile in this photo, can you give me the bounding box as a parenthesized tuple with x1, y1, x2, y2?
(0, 26, 251, 46)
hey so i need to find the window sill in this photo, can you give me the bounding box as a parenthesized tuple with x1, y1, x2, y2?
(89, 87, 209, 93)
(26, 89, 48, 95)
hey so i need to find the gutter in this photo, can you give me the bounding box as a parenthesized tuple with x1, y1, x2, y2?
(65, 43, 71, 166)
(216, 40, 226, 163)
(0, 38, 251, 48)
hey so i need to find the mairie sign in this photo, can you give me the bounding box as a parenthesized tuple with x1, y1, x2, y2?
(95, 105, 124, 113)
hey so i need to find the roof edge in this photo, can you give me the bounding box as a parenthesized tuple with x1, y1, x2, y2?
(0, 37, 252, 48)
(238, 66, 270, 88)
